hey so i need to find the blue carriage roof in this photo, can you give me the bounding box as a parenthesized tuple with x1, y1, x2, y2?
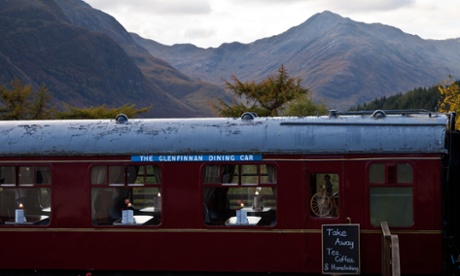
(0, 111, 449, 157)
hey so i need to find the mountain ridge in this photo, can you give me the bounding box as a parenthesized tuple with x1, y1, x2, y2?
(134, 11, 460, 109)
(1, 2, 459, 115)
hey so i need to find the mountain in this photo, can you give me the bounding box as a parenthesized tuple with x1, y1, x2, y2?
(0, 0, 227, 117)
(1, 2, 459, 115)
(134, 11, 460, 110)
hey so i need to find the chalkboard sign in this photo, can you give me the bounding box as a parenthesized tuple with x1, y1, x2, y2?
(322, 224, 360, 274)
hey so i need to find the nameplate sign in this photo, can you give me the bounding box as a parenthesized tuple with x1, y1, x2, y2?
(131, 154, 262, 162)
(322, 224, 360, 275)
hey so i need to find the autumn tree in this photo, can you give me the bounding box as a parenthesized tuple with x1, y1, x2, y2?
(0, 79, 55, 120)
(210, 65, 325, 117)
(56, 104, 151, 119)
(0, 79, 151, 120)
(437, 76, 460, 129)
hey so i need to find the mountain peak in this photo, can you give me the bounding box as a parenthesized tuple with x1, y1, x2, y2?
(309, 10, 346, 24)
(275, 10, 351, 41)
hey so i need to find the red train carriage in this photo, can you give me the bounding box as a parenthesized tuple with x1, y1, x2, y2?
(0, 111, 453, 274)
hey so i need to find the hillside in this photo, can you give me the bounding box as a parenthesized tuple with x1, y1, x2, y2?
(134, 11, 460, 110)
(0, 0, 227, 117)
(1, 1, 459, 115)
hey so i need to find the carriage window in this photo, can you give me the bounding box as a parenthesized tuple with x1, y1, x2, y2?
(91, 165, 162, 226)
(309, 173, 339, 218)
(369, 163, 414, 227)
(0, 166, 51, 226)
(203, 164, 277, 227)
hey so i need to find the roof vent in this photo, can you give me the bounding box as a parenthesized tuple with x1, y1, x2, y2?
(241, 112, 257, 120)
(115, 114, 128, 124)
(329, 110, 338, 118)
(372, 110, 386, 118)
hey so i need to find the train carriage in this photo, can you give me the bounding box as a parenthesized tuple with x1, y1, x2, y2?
(0, 110, 455, 274)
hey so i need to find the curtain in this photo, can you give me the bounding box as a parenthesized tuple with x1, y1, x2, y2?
(91, 166, 106, 184)
(266, 165, 277, 183)
(36, 167, 51, 184)
(151, 166, 162, 184)
(109, 166, 124, 186)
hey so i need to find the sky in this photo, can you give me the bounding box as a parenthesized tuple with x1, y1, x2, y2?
(84, 0, 460, 48)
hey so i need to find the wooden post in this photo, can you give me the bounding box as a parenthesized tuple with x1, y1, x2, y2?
(381, 221, 391, 276)
(390, 235, 400, 276)
(381, 221, 401, 276)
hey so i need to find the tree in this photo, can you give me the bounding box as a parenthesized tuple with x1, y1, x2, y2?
(280, 94, 328, 116)
(210, 65, 324, 117)
(55, 104, 151, 119)
(0, 79, 151, 120)
(349, 86, 441, 112)
(438, 76, 460, 129)
(0, 79, 55, 120)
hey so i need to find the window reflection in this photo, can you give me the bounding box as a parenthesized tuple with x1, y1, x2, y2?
(203, 164, 277, 226)
(368, 162, 414, 227)
(309, 173, 340, 218)
(0, 166, 51, 226)
(91, 165, 162, 226)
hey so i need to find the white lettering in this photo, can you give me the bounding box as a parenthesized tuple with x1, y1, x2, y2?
(326, 228, 347, 237)
(134, 154, 260, 162)
(140, 156, 153, 161)
(239, 154, 254, 161)
(334, 237, 354, 249)
(334, 255, 355, 263)
(330, 264, 359, 272)
(326, 248, 339, 256)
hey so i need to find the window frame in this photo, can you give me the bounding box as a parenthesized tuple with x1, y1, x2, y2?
(90, 164, 162, 187)
(0, 164, 52, 226)
(90, 163, 163, 227)
(202, 162, 278, 227)
(308, 172, 340, 219)
(367, 161, 415, 228)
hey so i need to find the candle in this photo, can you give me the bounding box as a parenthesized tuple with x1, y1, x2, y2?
(253, 191, 263, 210)
(154, 192, 162, 210)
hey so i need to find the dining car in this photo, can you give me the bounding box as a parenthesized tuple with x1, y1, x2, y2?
(0, 110, 459, 275)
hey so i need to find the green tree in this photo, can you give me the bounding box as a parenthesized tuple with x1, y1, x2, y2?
(349, 86, 441, 111)
(56, 104, 151, 119)
(211, 65, 323, 117)
(280, 94, 328, 116)
(0, 79, 55, 119)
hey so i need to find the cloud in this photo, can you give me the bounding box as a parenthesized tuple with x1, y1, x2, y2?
(183, 28, 216, 41)
(88, 0, 211, 16)
(148, 0, 211, 15)
(324, 0, 415, 13)
(85, 0, 460, 48)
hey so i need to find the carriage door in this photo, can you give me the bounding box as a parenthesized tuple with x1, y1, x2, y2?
(306, 160, 343, 222)
(304, 160, 343, 271)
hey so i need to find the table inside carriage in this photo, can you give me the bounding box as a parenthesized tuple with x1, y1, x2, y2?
(241, 207, 271, 213)
(113, 215, 153, 226)
(225, 216, 261, 226)
(5, 215, 49, 225)
(139, 207, 161, 213)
